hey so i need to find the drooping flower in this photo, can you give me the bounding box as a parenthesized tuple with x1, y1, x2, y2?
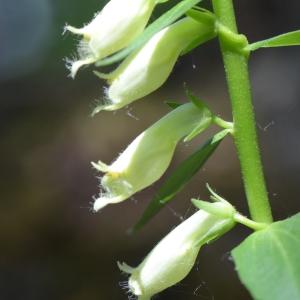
(92, 102, 212, 211)
(118, 201, 236, 299)
(66, 0, 167, 77)
(93, 17, 214, 114)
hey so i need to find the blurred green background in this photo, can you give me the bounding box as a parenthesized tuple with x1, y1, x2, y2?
(0, 0, 300, 299)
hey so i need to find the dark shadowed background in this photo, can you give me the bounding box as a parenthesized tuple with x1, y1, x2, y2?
(0, 0, 300, 299)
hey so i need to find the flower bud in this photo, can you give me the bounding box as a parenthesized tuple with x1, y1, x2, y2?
(92, 103, 211, 211)
(66, 0, 166, 77)
(94, 17, 214, 113)
(118, 202, 236, 299)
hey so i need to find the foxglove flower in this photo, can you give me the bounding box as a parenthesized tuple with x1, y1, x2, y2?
(66, 0, 167, 77)
(118, 201, 236, 299)
(92, 103, 211, 211)
(94, 17, 214, 113)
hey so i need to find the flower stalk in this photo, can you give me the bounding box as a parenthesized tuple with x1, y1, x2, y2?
(211, 0, 273, 223)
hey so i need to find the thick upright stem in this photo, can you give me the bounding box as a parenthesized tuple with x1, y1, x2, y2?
(212, 0, 273, 223)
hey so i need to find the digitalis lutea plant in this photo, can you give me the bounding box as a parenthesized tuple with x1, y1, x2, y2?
(64, 0, 300, 299)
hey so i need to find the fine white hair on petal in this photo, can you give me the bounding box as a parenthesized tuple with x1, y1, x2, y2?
(92, 86, 118, 115)
(65, 25, 86, 36)
(71, 57, 96, 78)
(77, 40, 92, 58)
(62, 23, 71, 36)
(93, 194, 127, 212)
(117, 261, 135, 274)
(64, 57, 80, 78)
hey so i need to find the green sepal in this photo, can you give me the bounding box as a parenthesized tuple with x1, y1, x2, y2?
(184, 90, 212, 142)
(232, 213, 300, 300)
(191, 199, 235, 219)
(193, 217, 235, 247)
(186, 8, 216, 27)
(180, 8, 216, 55)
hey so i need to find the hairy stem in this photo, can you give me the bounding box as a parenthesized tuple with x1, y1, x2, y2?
(211, 0, 273, 223)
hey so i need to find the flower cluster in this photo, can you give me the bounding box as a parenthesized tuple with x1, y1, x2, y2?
(66, 0, 214, 110)
(66, 1, 237, 299)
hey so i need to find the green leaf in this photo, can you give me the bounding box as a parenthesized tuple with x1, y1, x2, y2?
(131, 130, 229, 232)
(248, 30, 300, 51)
(95, 0, 203, 67)
(232, 213, 300, 300)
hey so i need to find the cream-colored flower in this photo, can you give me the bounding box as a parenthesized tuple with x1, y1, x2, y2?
(66, 0, 166, 77)
(93, 17, 214, 113)
(118, 202, 236, 299)
(92, 103, 211, 211)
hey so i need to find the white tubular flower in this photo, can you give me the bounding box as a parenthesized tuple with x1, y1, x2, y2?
(66, 0, 166, 78)
(92, 103, 211, 211)
(118, 202, 236, 299)
(94, 17, 214, 113)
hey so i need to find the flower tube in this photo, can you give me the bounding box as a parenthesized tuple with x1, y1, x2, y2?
(118, 201, 236, 299)
(92, 102, 212, 211)
(94, 17, 214, 113)
(66, 0, 166, 77)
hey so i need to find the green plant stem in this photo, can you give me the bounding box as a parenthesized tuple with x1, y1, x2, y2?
(211, 0, 273, 223)
(213, 116, 233, 130)
(234, 213, 268, 231)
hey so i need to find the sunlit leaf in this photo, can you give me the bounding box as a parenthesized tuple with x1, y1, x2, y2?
(232, 213, 300, 300)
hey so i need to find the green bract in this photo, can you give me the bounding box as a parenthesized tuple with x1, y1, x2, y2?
(118, 202, 236, 299)
(93, 17, 214, 113)
(66, 0, 167, 77)
(92, 103, 212, 211)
